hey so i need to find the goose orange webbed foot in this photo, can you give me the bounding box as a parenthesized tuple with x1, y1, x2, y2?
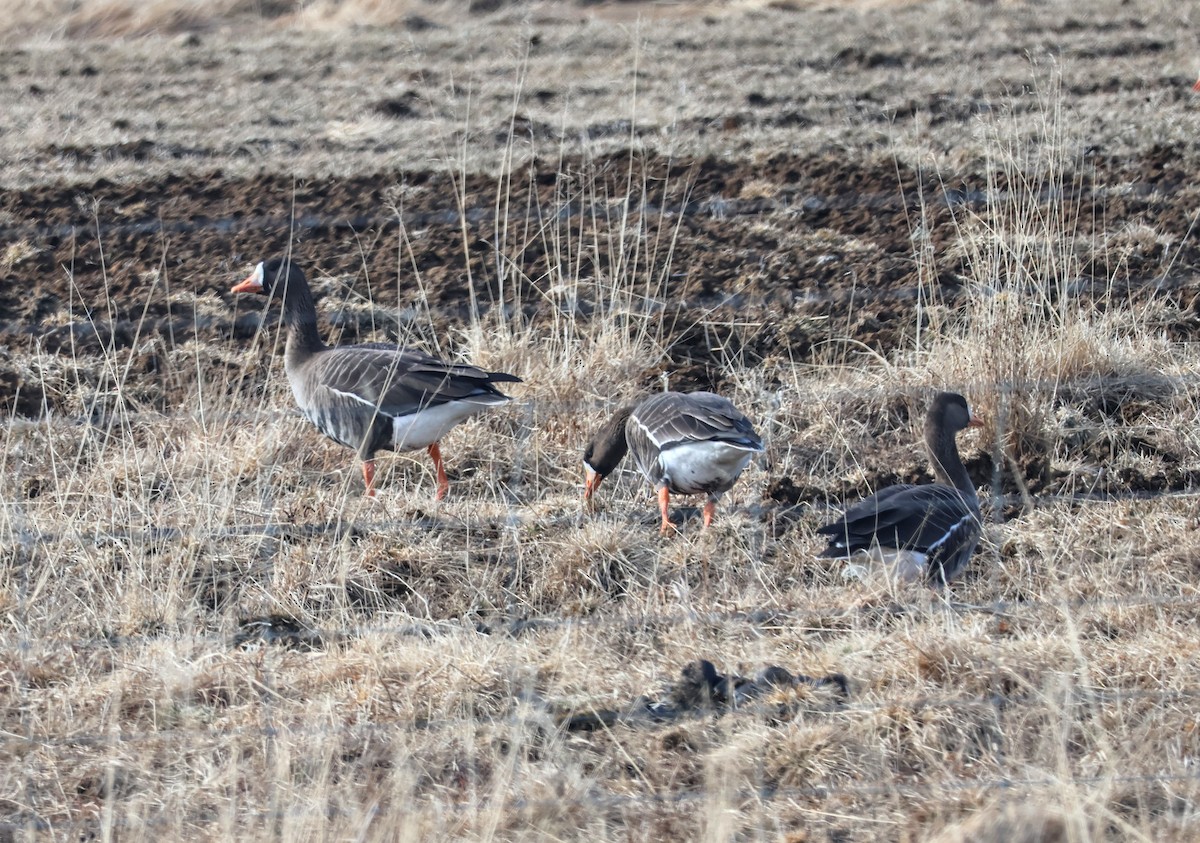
(657, 487, 678, 536)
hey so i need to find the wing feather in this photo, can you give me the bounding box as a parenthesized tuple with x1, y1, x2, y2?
(635, 392, 764, 451)
(818, 484, 979, 559)
(312, 345, 518, 419)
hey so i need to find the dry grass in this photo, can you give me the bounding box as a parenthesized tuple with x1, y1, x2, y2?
(4, 1, 1200, 840)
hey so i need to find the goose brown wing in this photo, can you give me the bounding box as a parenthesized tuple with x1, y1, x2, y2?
(315, 345, 518, 418)
(636, 392, 764, 451)
(817, 484, 978, 557)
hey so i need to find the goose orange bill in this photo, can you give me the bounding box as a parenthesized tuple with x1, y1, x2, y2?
(968, 416, 984, 428)
(231, 262, 265, 294)
(583, 467, 602, 500)
(231, 274, 263, 294)
(1194, 77, 1200, 92)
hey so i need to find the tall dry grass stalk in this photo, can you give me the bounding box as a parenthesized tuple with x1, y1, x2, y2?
(906, 67, 1180, 477)
(436, 53, 686, 410)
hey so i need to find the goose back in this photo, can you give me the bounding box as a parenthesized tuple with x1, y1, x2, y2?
(291, 343, 518, 459)
(626, 391, 764, 496)
(817, 483, 980, 584)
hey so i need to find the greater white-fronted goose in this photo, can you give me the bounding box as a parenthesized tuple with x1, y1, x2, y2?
(231, 257, 521, 498)
(817, 391, 983, 586)
(583, 391, 764, 534)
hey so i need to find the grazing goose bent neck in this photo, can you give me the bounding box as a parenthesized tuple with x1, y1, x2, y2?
(582, 392, 765, 533)
(925, 393, 977, 497)
(582, 404, 637, 499)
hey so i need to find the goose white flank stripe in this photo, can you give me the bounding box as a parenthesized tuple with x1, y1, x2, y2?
(630, 413, 664, 450)
(923, 511, 977, 558)
(582, 390, 764, 534)
(325, 386, 380, 409)
(231, 257, 521, 499)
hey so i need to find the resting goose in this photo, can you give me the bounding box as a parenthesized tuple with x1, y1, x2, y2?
(817, 391, 983, 586)
(583, 391, 764, 534)
(231, 257, 521, 499)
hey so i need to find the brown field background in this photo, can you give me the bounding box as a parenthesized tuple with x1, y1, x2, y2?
(3, 0, 1200, 840)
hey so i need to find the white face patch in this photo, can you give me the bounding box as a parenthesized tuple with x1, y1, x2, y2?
(253, 262, 265, 285)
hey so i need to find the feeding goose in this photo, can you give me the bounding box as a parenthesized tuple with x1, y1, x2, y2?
(231, 257, 521, 499)
(583, 391, 764, 534)
(817, 391, 983, 586)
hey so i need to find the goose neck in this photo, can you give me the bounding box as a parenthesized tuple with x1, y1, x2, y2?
(589, 406, 635, 476)
(926, 425, 974, 495)
(280, 279, 325, 356)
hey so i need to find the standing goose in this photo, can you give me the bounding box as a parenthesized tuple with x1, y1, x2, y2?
(817, 391, 983, 586)
(231, 257, 521, 499)
(583, 391, 764, 534)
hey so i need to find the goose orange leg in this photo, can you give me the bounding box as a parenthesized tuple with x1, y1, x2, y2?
(428, 443, 450, 501)
(362, 459, 377, 497)
(702, 499, 716, 529)
(658, 487, 675, 535)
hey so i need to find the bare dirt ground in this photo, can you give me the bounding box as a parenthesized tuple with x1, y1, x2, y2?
(3, 0, 1200, 840)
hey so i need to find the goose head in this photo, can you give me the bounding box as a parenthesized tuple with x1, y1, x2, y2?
(582, 405, 636, 504)
(927, 391, 982, 438)
(231, 257, 307, 300)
